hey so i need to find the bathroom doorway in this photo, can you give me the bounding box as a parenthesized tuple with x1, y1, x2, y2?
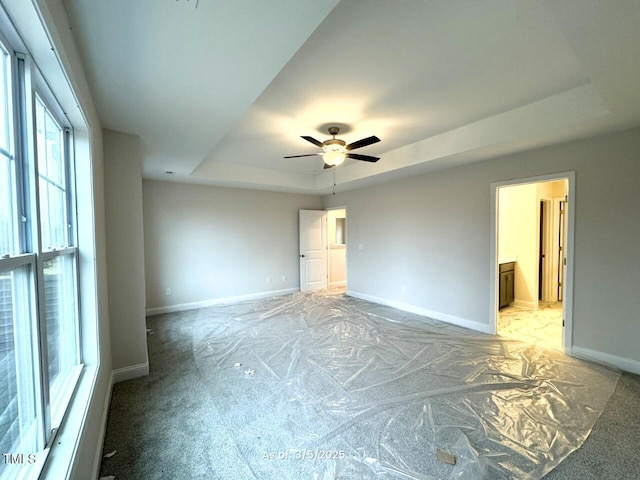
(492, 174, 573, 351)
(327, 208, 347, 293)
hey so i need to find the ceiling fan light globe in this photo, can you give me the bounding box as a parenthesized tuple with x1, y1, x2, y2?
(323, 150, 346, 166)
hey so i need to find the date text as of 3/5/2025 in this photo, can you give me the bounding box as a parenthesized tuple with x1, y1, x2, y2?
(262, 449, 346, 461)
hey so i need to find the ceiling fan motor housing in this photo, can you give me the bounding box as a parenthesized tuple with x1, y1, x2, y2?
(322, 138, 347, 153)
(283, 126, 380, 164)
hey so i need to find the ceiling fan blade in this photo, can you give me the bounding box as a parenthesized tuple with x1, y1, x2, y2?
(323, 163, 334, 169)
(346, 153, 380, 162)
(346, 135, 380, 151)
(283, 153, 321, 158)
(301, 135, 324, 148)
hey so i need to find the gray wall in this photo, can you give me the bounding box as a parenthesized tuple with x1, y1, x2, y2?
(104, 130, 148, 372)
(140, 127, 640, 371)
(143, 181, 323, 310)
(325, 127, 640, 367)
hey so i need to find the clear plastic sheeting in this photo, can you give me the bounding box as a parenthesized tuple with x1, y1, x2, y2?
(192, 292, 619, 479)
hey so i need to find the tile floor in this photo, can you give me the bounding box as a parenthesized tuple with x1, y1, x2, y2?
(498, 301, 564, 350)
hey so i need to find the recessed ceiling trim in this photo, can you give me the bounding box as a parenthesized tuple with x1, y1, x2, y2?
(176, 84, 609, 194)
(315, 83, 610, 192)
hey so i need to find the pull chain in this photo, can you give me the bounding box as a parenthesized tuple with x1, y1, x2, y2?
(333, 168, 336, 195)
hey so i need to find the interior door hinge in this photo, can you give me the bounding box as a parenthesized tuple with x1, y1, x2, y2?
(562, 319, 565, 327)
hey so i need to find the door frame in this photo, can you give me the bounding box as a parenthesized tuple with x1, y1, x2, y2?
(489, 171, 575, 353)
(539, 198, 555, 301)
(555, 197, 566, 301)
(540, 196, 565, 302)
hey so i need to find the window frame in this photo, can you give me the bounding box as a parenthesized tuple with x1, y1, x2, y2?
(34, 91, 71, 252)
(0, 17, 82, 480)
(30, 62, 82, 440)
(0, 30, 17, 258)
(0, 254, 42, 453)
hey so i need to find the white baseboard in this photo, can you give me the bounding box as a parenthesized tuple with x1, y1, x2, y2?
(90, 370, 113, 480)
(513, 299, 537, 309)
(347, 290, 493, 334)
(145, 288, 298, 316)
(571, 346, 640, 375)
(329, 281, 346, 288)
(112, 362, 149, 384)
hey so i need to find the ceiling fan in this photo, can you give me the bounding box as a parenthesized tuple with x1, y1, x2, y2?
(284, 127, 381, 169)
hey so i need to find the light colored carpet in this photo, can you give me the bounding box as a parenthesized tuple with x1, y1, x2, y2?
(192, 292, 618, 479)
(99, 292, 639, 479)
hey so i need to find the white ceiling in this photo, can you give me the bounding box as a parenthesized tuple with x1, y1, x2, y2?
(63, 0, 640, 195)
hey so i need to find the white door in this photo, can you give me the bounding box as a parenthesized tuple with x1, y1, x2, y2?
(299, 210, 327, 291)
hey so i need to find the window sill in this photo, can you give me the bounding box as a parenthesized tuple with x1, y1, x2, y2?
(37, 365, 100, 480)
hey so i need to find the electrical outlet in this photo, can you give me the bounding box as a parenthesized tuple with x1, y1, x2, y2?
(165, 287, 171, 296)
(266, 276, 271, 284)
(401, 286, 406, 294)
(282, 275, 287, 282)
(358, 244, 364, 251)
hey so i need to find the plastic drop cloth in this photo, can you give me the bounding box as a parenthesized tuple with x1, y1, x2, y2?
(193, 292, 619, 480)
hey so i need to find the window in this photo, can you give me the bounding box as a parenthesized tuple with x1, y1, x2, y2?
(1, 41, 15, 257)
(0, 23, 81, 480)
(35, 95, 80, 426)
(36, 95, 68, 251)
(0, 265, 39, 473)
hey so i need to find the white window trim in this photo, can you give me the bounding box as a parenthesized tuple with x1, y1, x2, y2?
(0, 2, 95, 479)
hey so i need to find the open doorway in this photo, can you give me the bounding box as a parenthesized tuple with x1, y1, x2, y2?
(492, 174, 573, 352)
(299, 208, 347, 293)
(327, 208, 347, 293)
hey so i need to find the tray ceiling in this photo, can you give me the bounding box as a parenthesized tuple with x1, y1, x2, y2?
(64, 0, 640, 194)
